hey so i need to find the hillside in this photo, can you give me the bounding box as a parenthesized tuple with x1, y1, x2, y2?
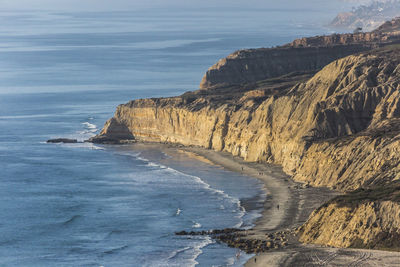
(330, 1, 400, 31)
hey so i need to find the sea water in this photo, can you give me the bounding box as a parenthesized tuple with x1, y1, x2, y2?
(0, 6, 348, 266)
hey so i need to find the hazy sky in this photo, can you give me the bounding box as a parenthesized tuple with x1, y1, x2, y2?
(0, 0, 355, 11)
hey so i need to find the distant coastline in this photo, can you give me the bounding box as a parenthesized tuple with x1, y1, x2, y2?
(329, 0, 400, 31)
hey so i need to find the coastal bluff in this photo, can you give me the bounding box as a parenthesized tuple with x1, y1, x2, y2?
(91, 26, 400, 250)
(199, 19, 400, 89)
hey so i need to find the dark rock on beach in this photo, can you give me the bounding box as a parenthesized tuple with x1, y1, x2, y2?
(175, 228, 243, 236)
(86, 135, 137, 144)
(47, 138, 78, 144)
(175, 228, 292, 254)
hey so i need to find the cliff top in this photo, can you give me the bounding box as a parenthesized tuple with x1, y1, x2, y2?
(126, 71, 315, 111)
(199, 18, 400, 90)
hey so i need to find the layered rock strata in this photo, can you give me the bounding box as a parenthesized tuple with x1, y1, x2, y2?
(199, 19, 400, 89)
(299, 183, 400, 250)
(92, 47, 400, 249)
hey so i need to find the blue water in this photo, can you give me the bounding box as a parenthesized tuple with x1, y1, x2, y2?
(0, 7, 346, 267)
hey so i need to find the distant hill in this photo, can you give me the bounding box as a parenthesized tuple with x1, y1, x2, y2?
(331, 0, 400, 31)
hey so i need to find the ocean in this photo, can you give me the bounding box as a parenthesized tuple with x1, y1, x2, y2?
(0, 6, 348, 266)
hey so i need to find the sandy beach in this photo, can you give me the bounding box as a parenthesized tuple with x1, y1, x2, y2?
(164, 145, 400, 267)
(128, 143, 400, 266)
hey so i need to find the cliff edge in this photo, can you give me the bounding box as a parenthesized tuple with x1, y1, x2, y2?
(198, 18, 400, 89)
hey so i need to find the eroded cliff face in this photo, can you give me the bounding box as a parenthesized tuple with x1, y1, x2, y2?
(95, 48, 400, 189)
(299, 184, 400, 250)
(199, 20, 400, 89)
(92, 48, 400, 249)
(198, 45, 372, 89)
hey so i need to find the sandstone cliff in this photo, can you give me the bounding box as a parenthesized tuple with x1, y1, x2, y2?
(198, 19, 400, 89)
(92, 47, 400, 249)
(198, 45, 372, 89)
(299, 183, 400, 250)
(94, 48, 400, 191)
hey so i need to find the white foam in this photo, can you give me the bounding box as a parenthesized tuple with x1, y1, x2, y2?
(133, 157, 247, 229)
(82, 122, 97, 129)
(67, 121, 99, 141)
(191, 236, 214, 266)
(176, 208, 182, 216)
(62, 142, 104, 150)
(149, 236, 214, 267)
(167, 246, 191, 260)
(192, 222, 201, 228)
(129, 151, 254, 230)
(146, 162, 164, 168)
(174, 168, 245, 228)
(115, 151, 247, 229)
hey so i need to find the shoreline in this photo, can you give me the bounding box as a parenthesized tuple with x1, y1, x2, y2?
(174, 146, 337, 265)
(128, 143, 400, 266)
(128, 143, 339, 265)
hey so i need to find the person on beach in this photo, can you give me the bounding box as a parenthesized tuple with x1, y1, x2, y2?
(236, 250, 241, 259)
(277, 204, 280, 210)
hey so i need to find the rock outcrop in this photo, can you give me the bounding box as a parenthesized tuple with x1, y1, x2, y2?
(87, 118, 135, 144)
(92, 47, 400, 249)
